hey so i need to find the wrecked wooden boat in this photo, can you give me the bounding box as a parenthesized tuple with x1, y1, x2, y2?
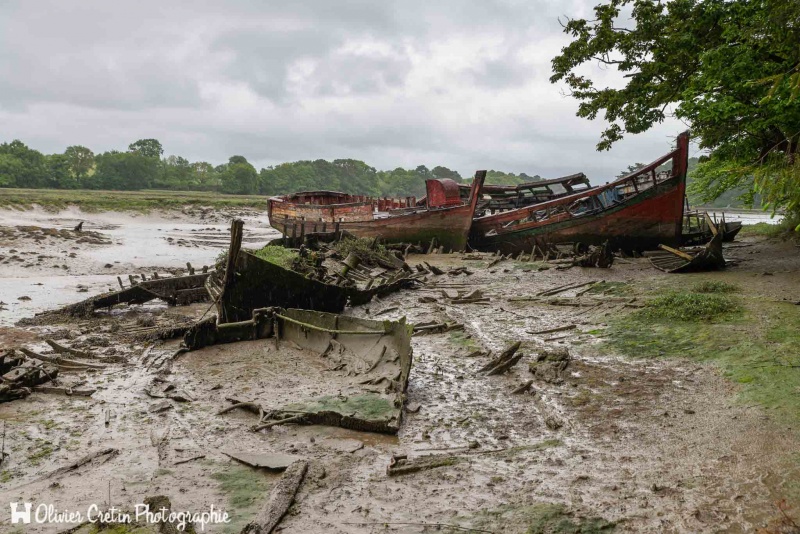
(31, 272, 211, 319)
(268, 171, 487, 252)
(682, 211, 743, 246)
(184, 307, 412, 434)
(210, 220, 417, 322)
(463, 173, 592, 214)
(649, 214, 726, 273)
(469, 132, 690, 254)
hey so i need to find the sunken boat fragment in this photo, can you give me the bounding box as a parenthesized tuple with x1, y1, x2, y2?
(184, 307, 413, 434)
(211, 220, 417, 322)
(29, 272, 211, 319)
(469, 131, 691, 254)
(268, 171, 487, 252)
(649, 214, 726, 273)
(682, 211, 743, 246)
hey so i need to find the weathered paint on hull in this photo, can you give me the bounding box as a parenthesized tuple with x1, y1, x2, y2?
(470, 176, 686, 255)
(271, 204, 475, 251)
(269, 171, 487, 252)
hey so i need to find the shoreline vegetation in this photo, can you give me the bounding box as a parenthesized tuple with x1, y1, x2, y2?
(0, 187, 271, 212)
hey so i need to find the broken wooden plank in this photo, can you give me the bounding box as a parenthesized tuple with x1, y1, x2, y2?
(658, 244, 694, 261)
(223, 450, 301, 472)
(477, 341, 521, 372)
(241, 460, 308, 534)
(528, 324, 577, 336)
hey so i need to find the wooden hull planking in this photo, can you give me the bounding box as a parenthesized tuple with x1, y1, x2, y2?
(469, 132, 690, 254)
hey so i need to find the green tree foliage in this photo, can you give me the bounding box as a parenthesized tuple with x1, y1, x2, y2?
(551, 0, 800, 220)
(128, 138, 164, 159)
(483, 170, 541, 186)
(221, 156, 258, 195)
(63, 145, 94, 181)
(46, 153, 79, 189)
(615, 163, 646, 180)
(0, 137, 487, 198)
(93, 150, 158, 190)
(0, 140, 50, 188)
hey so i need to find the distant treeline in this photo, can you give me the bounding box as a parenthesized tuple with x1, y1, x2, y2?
(0, 139, 541, 198)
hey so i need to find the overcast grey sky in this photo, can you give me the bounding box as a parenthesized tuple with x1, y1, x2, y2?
(0, 1, 687, 183)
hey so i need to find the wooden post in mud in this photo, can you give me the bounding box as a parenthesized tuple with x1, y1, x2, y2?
(220, 219, 244, 323)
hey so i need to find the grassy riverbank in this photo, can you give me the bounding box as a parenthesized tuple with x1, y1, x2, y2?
(600, 279, 800, 427)
(0, 188, 270, 212)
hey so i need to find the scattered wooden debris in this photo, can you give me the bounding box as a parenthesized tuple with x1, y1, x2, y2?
(242, 460, 308, 534)
(650, 214, 726, 273)
(32, 385, 96, 397)
(223, 450, 301, 472)
(537, 281, 598, 298)
(528, 324, 577, 336)
(478, 341, 523, 375)
(424, 262, 445, 275)
(0, 348, 59, 403)
(33, 272, 211, 319)
(412, 321, 464, 335)
(387, 453, 462, 476)
(37, 448, 119, 482)
(511, 380, 534, 394)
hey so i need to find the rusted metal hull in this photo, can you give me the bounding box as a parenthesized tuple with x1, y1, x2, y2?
(469, 132, 690, 254)
(269, 172, 487, 252)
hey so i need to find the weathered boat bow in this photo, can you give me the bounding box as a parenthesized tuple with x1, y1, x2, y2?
(469, 132, 690, 254)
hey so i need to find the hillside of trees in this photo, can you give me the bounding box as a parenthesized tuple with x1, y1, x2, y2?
(0, 138, 544, 198)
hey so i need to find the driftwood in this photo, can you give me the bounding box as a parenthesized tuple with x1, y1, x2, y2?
(538, 280, 598, 297)
(32, 385, 96, 397)
(45, 339, 94, 359)
(38, 448, 118, 482)
(423, 262, 444, 275)
(253, 415, 305, 432)
(477, 341, 521, 372)
(387, 454, 462, 476)
(486, 352, 524, 375)
(528, 324, 577, 335)
(241, 460, 308, 534)
(511, 380, 534, 394)
(18, 347, 106, 369)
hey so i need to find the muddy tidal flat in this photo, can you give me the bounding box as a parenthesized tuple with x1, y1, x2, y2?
(1, 205, 799, 533)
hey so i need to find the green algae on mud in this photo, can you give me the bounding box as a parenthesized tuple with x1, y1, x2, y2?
(211, 463, 273, 533)
(601, 295, 800, 426)
(287, 394, 396, 421)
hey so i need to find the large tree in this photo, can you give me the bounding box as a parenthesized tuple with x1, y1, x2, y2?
(220, 156, 258, 195)
(551, 0, 800, 219)
(128, 138, 164, 159)
(64, 145, 94, 182)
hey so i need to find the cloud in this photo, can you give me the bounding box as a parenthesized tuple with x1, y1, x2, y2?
(0, 0, 688, 183)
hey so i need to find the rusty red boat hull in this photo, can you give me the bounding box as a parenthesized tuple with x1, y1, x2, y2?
(269, 171, 487, 252)
(469, 132, 690, 254)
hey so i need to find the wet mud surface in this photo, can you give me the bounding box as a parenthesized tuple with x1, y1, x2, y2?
(1, 207, 799, 533)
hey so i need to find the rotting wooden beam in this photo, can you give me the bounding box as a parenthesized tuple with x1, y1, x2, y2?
(220, 219, 244, 323)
